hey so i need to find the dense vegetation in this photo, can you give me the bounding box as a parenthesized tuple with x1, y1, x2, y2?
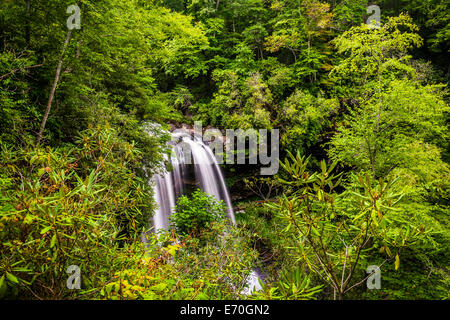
(0, 0, 448, 300)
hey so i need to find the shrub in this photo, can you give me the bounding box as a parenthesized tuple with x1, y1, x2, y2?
(0, 124, 155, 299)
(170, 190, 227, 237)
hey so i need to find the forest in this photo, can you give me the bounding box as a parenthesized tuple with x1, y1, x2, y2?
(0, 0, 448, 300)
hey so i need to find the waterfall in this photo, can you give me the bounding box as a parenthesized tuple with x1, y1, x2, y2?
(182, 136, 236, 224)
(150, 132, 235, 232)
(171, 144, 186, 199)
(147, 129, 261, 294)
(151, 167, 176, 231)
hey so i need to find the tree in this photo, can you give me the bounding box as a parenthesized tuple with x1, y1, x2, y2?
(36, 29, 72, 145)
(330, 13, 423, 93)
(329, 80, 448, 178)
(279, 89, 338, 155)
(329, 14, 431, 178)
(269, 152, 430, 299)
(378, 0, 449, 74)
(264, 0, 334, 84)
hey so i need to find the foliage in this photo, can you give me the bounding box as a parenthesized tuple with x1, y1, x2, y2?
(170, 189, 227, 237)
(0, 0, 448, 301)
(100, 227, 257, 300)
(0, 125, 155, 299)
(279, 89, 338, 155)
(267, 152, 435, 299)
(243, 176, 281, 200)
(330, 14, 423, 90)
(328, 80, 448, 178)
(193, 70, 274, 129)
(251, 267, 323, 300)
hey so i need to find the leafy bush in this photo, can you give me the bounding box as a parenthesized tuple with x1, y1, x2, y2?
(251, 267, 323, 300)
(0, 124, 155, 299)
(101, 223, 258, 300)
(267, 152, 436, 299)
(170, 190, 227, 237)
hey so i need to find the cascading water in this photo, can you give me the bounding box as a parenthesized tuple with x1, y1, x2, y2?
(181, 136, 236, 224)
(149, 132, 235, 230)
(171, 145, 186, 199)
(148, 129, 261, 294)
(151, 164, 176, 231)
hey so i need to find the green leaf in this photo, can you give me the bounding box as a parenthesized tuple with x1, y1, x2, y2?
(6, 273, 19, 284)
(40, 226, 51, 234)
(150, 282, 168, 292)
(0, 275, 6, 298)
(320, 160, 326, 173)
(196, 292, 209, 300)
(50, 234, 57, 248)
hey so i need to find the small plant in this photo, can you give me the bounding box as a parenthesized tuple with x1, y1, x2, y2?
(251, 267, 323, 300)
(243, 177, 281, 201)
(170, 190, 227, 237)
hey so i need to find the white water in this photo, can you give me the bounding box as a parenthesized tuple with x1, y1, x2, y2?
(150, 133, 235, 230)
(182, 136, 236, 224)
(148, 130, 260, 294)
(241, 270, 263, 295)
(152, 169, 176, 231)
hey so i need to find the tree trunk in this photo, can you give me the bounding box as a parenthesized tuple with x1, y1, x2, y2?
(36, 30, 72, 145)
